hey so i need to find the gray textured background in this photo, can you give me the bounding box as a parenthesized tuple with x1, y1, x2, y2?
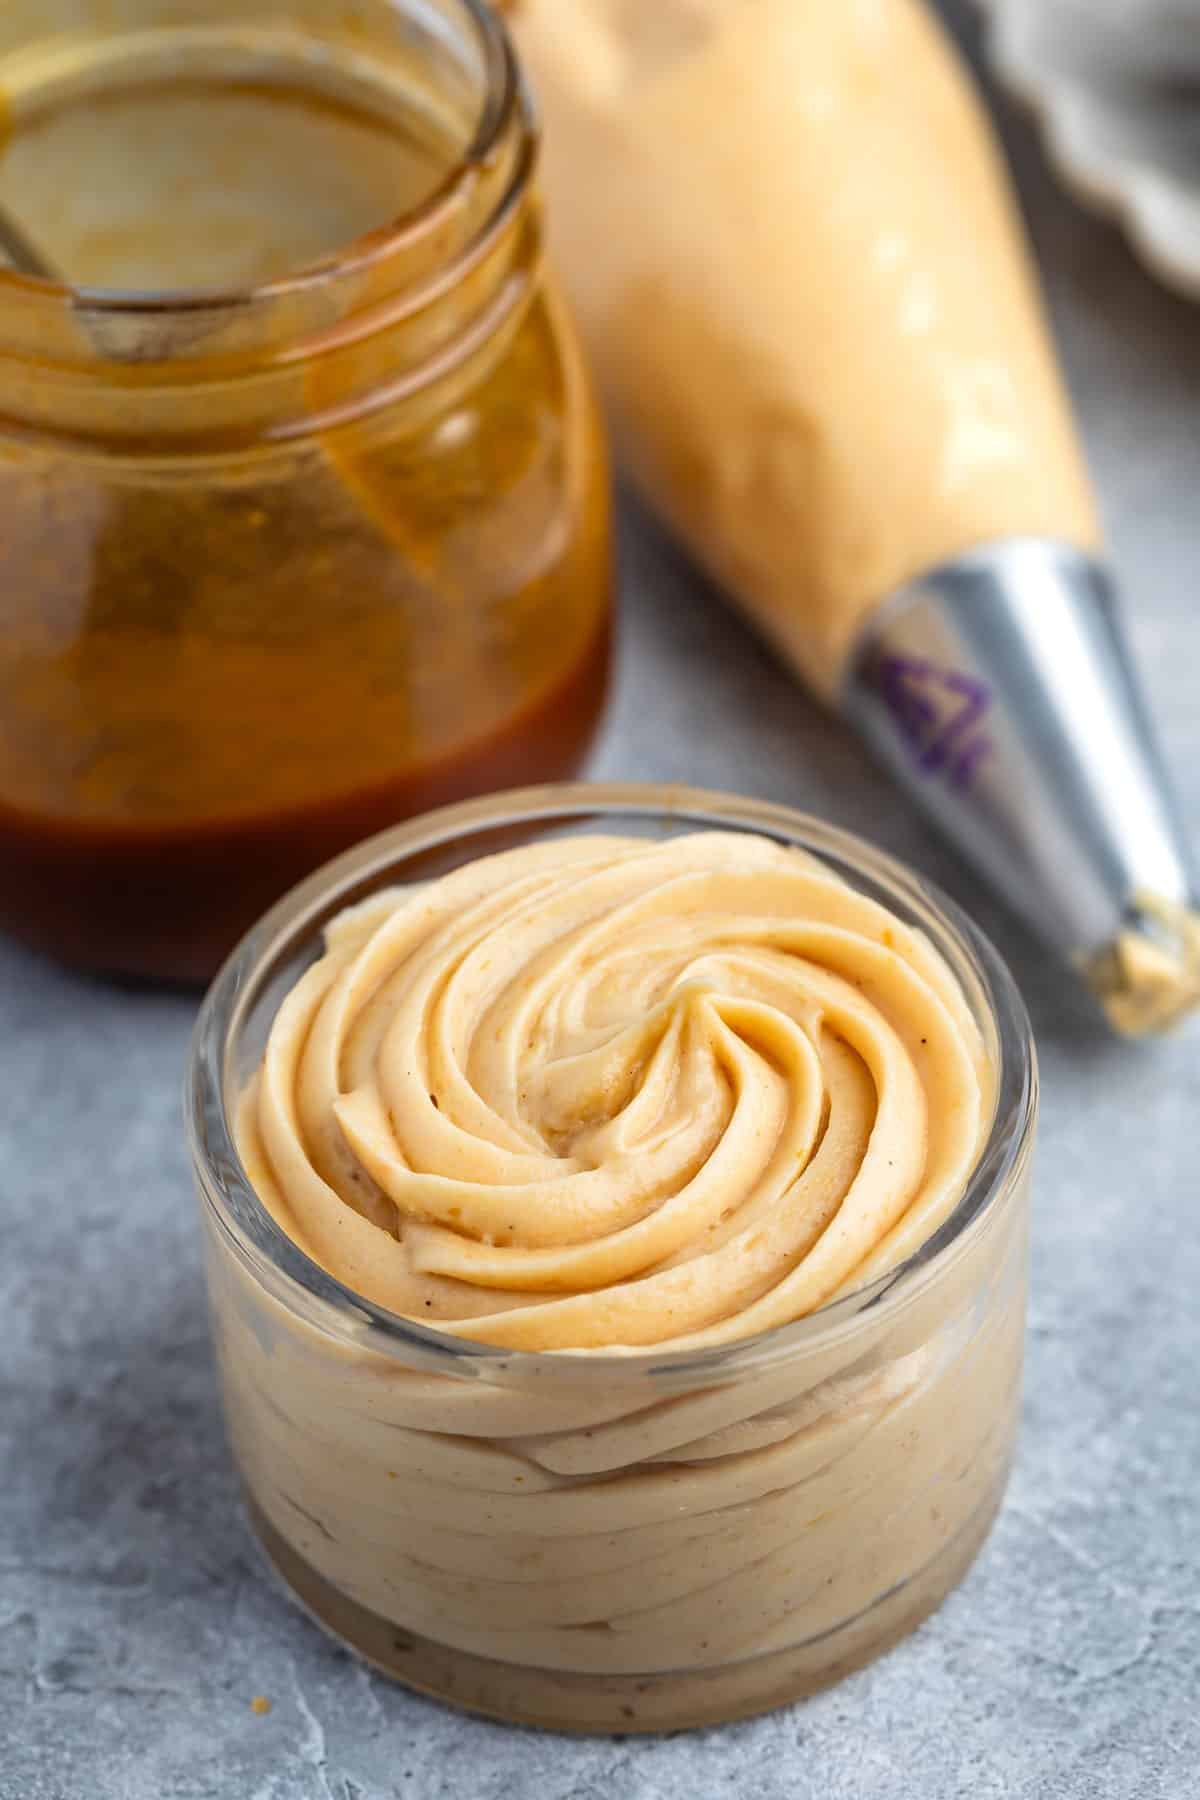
(3, 5, 1199, 1797)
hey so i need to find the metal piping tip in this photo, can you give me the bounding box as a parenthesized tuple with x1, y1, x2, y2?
(843, 538, 1199, 1037)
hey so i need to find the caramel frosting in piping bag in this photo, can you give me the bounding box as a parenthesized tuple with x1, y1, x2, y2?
(504, 0, 1200, 1034)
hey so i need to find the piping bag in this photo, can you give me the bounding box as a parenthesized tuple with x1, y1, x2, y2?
(504, 0, 1200, 1035)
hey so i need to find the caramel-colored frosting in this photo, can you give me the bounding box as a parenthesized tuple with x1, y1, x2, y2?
(1088, 894, 1200, 1038)
(509, 0, 1100, 698)
(238, 832, 992, 1350)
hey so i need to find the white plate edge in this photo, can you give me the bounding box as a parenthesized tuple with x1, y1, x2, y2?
(971, 0, 1200, 300)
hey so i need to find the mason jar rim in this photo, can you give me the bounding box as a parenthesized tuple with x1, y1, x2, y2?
(185, 783, 1038, 1391)
(0, 0, 531, 328)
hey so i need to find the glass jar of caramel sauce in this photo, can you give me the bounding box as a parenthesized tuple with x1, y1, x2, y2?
(0, 0, 612, 980)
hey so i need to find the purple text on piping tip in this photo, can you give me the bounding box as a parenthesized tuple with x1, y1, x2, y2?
(875, 655, 995, 792)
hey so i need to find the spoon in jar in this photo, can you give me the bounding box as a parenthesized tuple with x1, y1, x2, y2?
(0, 200, 56, 280)
(0, 198, 230, 359)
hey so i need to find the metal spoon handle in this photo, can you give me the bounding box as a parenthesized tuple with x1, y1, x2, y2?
(0, 203, 56, 280)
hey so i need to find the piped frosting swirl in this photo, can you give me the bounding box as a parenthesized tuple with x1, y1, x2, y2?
(238, 831, 992, 1351)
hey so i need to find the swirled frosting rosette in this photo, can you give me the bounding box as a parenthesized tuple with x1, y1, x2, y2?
(239, 831, 992, 1350)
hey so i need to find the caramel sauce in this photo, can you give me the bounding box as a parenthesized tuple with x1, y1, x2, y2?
(0, 617, 609, 982)
(0, 52, 613, 979)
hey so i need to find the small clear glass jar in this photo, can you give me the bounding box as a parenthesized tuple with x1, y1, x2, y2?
(0, 0, 611, 981)
(187, 784, 1037, 1733)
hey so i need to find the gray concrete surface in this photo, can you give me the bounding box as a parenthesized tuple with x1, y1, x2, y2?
(3, 6, 1199, 1797)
